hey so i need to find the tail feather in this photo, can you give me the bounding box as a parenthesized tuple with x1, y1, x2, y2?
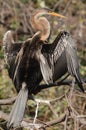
(7, 87, 28, 128)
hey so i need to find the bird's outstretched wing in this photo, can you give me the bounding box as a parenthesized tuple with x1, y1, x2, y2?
(3, 30, 22, 78)
(41, 31, 84, 92)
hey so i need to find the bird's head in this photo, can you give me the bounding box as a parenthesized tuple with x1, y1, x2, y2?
(30, 8, 66, 41)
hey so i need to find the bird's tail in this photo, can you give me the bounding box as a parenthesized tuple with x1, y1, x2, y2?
(7, 83, 28, 129)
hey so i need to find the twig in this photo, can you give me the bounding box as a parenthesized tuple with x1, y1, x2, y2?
(77, 115, 86, 118)
(0, 21, 13, 30)
(0, 20, 31, 36)
(78, 124, 86, 130)
(50, 88, 70, 103)
(0, 97, 16, 105)
(64, 114, 68, 130)
(53, 0, 63, 11)
(74, 93, 86, 98)
(35, 99, 50, 104)
(41, 110, 69, 129)
(48, 103, 58, 118)
(62, 0, 72, 15)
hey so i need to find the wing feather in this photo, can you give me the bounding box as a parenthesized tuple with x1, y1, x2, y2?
(52, 31, 84, 92)
(42, 31, 84, 92)
(37, 51, 53, 84)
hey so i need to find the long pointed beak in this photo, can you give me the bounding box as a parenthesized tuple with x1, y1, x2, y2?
(48, 12, 66, 19)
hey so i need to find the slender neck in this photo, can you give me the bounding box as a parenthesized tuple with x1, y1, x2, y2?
(30, 11, 50, 41)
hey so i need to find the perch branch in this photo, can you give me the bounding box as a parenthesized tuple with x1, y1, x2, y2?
(33, 77, 86, 94)
(0, 76, 85, 105)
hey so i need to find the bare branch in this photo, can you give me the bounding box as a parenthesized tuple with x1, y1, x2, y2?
(41, 110, 69, 129)
(0, 97, 16, 105)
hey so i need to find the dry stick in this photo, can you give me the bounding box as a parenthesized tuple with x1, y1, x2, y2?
(53, 0, 63, 11)
(48, 103, 58, 118)
(24, 13, 34, 36)
(0, 21, 13, 30)
(62, 0, 72, 15)
(35, 99, 56, 115)
(65, 90, 79, 129)
(0, 20, 31, 36)
(0, 92, 64, 105)
(0, 97, 16, 105)
(78, 124, 86, 130)
(63, 81, 74, 130)
(34, 89, 68, 118)
(41, 110, 69, 129)
(2, 0, 12, 10)
(50, 89, 70, 103)
(78, 115, 86, 118)
(66, 96, 80, 129)
(74, 93, 86, 99)
(16, 1, 34, 36)
(34, 96, 65, 120)
(66, 91, 86, 127)
(50, 94, 65, 102)
(64, 114, 68, 130)
(34, 98, 58, 120)
(21, 121, 42, 130)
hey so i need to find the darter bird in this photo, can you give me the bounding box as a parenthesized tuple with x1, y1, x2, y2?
(3, 8, 84, 129)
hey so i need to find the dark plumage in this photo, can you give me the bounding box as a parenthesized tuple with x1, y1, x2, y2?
(3, 9, 84, 128)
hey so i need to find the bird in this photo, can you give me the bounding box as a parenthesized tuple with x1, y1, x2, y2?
(3, 8, 84, 129)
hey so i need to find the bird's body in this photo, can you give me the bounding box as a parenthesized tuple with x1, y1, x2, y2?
(3, 8, 84, 128)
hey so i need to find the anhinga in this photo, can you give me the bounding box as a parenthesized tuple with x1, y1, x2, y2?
(3, 8, 84, 128)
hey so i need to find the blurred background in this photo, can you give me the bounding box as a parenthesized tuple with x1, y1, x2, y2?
(0, 0, 86, 130)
